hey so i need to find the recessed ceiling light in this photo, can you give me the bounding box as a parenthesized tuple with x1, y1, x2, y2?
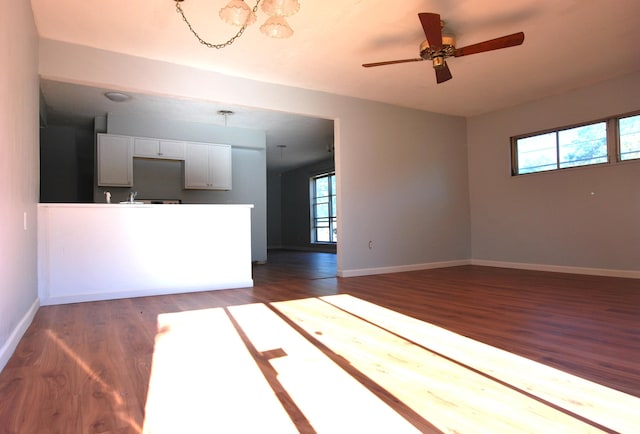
(104, 91, 131, 102)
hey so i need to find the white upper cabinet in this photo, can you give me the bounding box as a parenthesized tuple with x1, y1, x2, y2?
(97, 134, 133, 187)
(206, 144, 232, 190)
(96, 134, 231, 190)
(184, 142, 210, 188)
(133, 137, 185, 160)
(184, 142, 232, 190)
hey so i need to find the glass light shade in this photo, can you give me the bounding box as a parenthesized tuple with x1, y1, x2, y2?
(261, 0, 300, 17)
(219, 0, 256, 26)
(260, 15, 294, 38)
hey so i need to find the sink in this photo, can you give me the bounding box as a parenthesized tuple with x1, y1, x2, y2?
(119, 201, 145, 204)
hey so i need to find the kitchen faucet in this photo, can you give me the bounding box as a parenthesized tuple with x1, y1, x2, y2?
(128, 191, 137, 203)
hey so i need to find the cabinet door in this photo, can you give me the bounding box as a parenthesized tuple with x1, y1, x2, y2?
(133, 137, 159, 158)
(208, 144, 232, 190)
(134, 138, 185, 160)
(184, 143, 232, 190)
(184, 143, 211, 188)
(97, 134, 133, 187)
(159, 140, 185, 160)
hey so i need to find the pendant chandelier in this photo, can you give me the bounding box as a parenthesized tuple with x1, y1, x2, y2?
(174, 0, 300, 49)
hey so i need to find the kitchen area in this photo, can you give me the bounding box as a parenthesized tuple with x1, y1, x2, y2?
(38, 111, 268, 305)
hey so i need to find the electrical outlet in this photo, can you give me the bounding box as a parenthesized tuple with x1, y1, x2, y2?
(23, 211, 27, 231)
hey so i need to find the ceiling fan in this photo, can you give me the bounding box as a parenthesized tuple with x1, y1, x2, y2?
(362, 12, 525, 84)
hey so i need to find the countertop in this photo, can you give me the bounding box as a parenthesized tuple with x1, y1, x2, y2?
(38, 203, 254, 208)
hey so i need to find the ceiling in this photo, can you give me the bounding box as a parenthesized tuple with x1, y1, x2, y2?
(32, 0, 640, 170)
(39, 79, 336, 172)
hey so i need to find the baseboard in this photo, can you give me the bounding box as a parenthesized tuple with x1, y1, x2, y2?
(40, 280, 254, 306)
(338, 259, 471, 278)
(471, 259, 640, 279)
(338, 258, 639, 280)
(0, 298, 39, 373)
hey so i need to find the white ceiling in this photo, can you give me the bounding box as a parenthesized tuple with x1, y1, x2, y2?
(32, 0, 640, 170)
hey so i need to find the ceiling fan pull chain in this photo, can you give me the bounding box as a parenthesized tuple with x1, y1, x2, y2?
(174, 0, 261, 49)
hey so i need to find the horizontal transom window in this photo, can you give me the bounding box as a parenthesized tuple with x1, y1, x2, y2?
(511, 112, 640, 176)
(619, 114, 640, 161)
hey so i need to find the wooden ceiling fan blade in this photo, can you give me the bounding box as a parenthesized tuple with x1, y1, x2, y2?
(435, 62, 452, 84)
(418, 12, 442, 48)
(362, 58, 423, 68)
(454, 32, 524, 57)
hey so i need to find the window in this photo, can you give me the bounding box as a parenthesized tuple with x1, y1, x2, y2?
(311, 172, 337, 243)
(512, 122, 608, 175)
(511, 111, 640, 175)
(619, 114, 640, 161)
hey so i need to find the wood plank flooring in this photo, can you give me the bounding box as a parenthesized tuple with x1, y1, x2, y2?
(1, 250, 639, 433)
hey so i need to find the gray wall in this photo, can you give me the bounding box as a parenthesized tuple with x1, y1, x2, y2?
(40, 125, 94, 203)
(467, 72, 640, 272)
(266, 171, 282, 248)
(0, 0, 39, 370)
(101, 113, 268, 263)
(338, 106, 470, 273)
(278, 158, 336, 252)
(40, 126, 77, 202)
(39, 39, 472, 276)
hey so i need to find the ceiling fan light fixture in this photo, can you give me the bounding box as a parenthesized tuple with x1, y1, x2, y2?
(174, 0, 300, 48)
(432, 56, 445, 69)
(260, 16, 293, 38)
(261, 0, 300, 17)
(219, 0, 256, 26)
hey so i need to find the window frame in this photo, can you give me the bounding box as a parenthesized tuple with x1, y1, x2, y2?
(618, 112, 640, 162)
(310, 171, 337, 244)
(510, 110, 640, 176)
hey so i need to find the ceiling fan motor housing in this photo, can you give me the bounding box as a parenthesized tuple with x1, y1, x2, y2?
(419, 35, 456, 64)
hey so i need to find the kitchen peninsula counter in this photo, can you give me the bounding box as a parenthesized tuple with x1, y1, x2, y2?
(38, 203, 254, 305)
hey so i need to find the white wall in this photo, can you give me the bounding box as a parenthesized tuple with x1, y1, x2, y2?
(38, 204, 254, 305)
(0, 1, 40, 371)
(39, 40, 471, 276)
(467, 72, 640, 276)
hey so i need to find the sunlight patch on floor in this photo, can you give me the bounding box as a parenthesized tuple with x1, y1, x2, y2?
(140, 296, 639, 433)
(319, 294, 640, 434)
(273, 296, 640, 433)
(142, 307, 297, 434)
(228, 303, 421, 433)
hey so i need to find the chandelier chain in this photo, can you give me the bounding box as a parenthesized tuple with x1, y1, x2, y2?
(175, 0, 262, 49)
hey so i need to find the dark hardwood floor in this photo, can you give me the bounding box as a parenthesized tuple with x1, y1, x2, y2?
(251, 249, 337, 284)
(1, 250, 639, 433)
